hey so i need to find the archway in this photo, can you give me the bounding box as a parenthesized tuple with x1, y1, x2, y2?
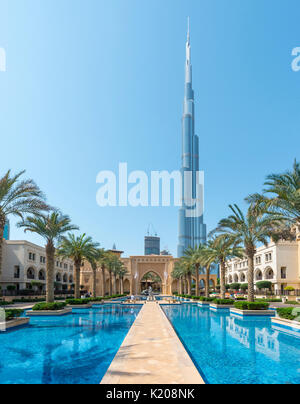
(27, 267, 35, 280)
(123, 279, 130, 294)
(200, 279, 205, 290)
(255, 269, 263, 281)
(140, 272, 162, 293)
(240, 272, 246, 283)
(38, 269, 45, 281)
(265, 268, 274, 280)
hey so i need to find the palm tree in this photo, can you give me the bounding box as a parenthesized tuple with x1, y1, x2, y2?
(111, 257, 122, 295)
(203, 234, 244, 299)
(118, 264, 128, 295)
(87, 248, 103, 298)
(97, 249, 110, 297)
(247, 160, 300, 232)
(184, 245, 206, 296)
(57, 234, 99, 299)
(0, 170, 49, 278)
(105, 252, 117, 296)
(181, 256, 194, 295)
(171, 262, 185, 295)
(18, 212, 78, 302)
(212, 204, 282, 301)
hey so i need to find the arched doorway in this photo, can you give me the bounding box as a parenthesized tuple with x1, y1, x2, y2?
(141, 272, 162, 293)
(123, 279, 130, 294)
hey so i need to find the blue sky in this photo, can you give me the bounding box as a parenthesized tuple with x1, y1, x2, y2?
(0, 0, 299, 257)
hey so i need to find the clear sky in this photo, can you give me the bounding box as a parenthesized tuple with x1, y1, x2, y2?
(0, 0, 299, 257)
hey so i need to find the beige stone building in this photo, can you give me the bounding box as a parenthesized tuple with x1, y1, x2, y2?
(80, 249, 217, 296)
(0, 240, 74, 292)
(225, 236, 300, 294)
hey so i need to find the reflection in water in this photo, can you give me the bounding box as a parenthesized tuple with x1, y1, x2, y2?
(163, 305, 300, 384)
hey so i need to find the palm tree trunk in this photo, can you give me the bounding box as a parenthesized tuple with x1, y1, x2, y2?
(187, 273, 192, 295)
(113, 274, 117, 295)
(0, 215, 5, 278)
(195, 264, 200, 296)
(179, 277, 183, 295)
(101, 265, 106, 297)
(45, 242, 55, 303)
(109, 271, 112, 296)
(220, 260, 226, 299)
(120, 277, 124, 295)
(247, 254, 255, 302)
(92, 266, 97, 299)
(74, 261, 81, 299)
(205, 264, 210, 298)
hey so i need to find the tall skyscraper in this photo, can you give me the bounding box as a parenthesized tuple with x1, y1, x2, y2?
(178, 20, 207, 257)
(145, 236, 160, 256)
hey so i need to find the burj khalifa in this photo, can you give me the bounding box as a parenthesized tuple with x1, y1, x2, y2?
(177, 20, 207, 257)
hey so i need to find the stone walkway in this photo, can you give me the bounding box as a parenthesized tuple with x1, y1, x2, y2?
(101, 302, 204, 384)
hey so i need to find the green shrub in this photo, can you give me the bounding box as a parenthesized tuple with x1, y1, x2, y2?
(234, 301, 270, 310)
(66, 299, 91, 305)
(277, 307, 300, 321)
(284, 301, 299, 305)
(240, 283, 248, 291)
(5, 309, 23, 321)
(235, 297, 247, 301)
(199, 297, 215, 302)
(191, 296, 200, 300)
(256, 281, 272, 290)
(32, 302, 66, 311)
(213, 299, 234, 305)
(0, 301, 9, 306)
(229, 283, 241, 290)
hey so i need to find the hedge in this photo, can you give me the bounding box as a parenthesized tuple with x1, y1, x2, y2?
(66, 299, 91, 305)
(5, 309, 23, 321)
(256, 298, 281, 303)
(277, 307, 300, 321)
(199, 297, 215, 302)
(213, 299, 234, 305)
(234, 301, 269, 310)
(32, 302, 66, 311)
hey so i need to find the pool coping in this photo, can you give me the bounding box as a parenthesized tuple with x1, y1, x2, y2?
(100, 302, 205, 385)
(230, 308, 275, 317)
(271, 317, 300, 331)
(0, 317, 30, 331)
(26, 308, 72, 316)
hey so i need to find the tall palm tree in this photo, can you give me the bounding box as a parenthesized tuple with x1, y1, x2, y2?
(0, 170, 49, 278)
(112, 257, 122, 295)
(106, 252, 117, 296)
(203, 234, 244, 299)
(97, 249, 110, 297)
(87, 248, 103, 298)
(184, 245, 206, 296)
(171, 262, 185, 295)
(212, 204, 282, 301)
(18, 212, 78, 302)
(247, 159, 300, 232)
(57, 234, 99, 299)
(181, 256, 194, 295)
(118, 264, 128, 295)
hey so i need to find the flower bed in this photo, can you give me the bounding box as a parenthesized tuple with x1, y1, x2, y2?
(234, 301, 270, 310)
(32, 302, 66, 311)
(5, 309, 23, 321)
(277, 307, 300, 321)
(213, 299, 235, 305)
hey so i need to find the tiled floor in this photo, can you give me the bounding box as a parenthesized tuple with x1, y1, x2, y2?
(101, 302, 204, 384)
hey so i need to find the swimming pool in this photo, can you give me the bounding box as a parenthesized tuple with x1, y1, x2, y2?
(0, 305, 141, 384)
(162, 304, 300, 384)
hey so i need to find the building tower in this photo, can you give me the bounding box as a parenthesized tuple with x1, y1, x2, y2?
(178, 19, 207, 257)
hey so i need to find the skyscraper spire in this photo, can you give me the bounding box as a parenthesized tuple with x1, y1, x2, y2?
(178, 19, 207, 258)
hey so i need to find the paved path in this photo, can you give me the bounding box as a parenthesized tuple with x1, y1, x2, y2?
(101, 302, 204, 385)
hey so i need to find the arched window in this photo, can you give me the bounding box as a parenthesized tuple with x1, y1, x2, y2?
(265, 268, 274, 280)
(56, 273, 62, 282)
(240, 273, 246, 283)
(69, 275, 73, 284)
(27, 267, 35, 280)
(63, 273, 68, 283)
(38, 269, 45, 281)
(255, 270, 263, 281)
(234, 274, 239, 283)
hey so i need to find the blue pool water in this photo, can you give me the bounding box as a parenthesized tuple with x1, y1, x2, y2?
(162, 304, 300, 384)
(0, 305, 141, 384)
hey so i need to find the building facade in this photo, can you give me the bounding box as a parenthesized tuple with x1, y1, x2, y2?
(80, 251, 217, 296)
(225, 239, 300, 293)
(144, 236, 160, 256)
(178, 21, 206, 257)
(1, 240, 74, 292)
